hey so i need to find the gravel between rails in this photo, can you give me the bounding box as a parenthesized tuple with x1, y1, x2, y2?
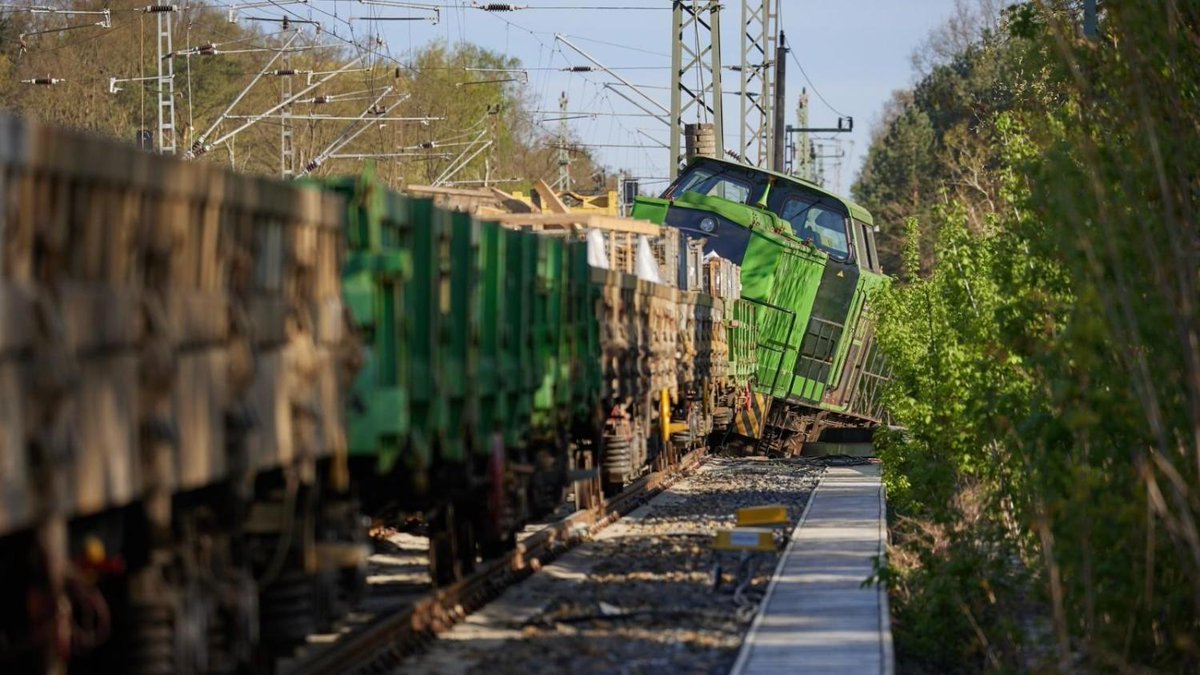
(399, 456, 824, 675)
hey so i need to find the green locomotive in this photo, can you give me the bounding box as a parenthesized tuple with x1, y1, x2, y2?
(633, 156, 890, 446)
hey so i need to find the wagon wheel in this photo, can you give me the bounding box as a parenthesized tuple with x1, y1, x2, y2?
(454, 504, 477, 578)
(428, 504, 469, 587)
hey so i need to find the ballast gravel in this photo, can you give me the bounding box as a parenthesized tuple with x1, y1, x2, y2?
(400, 456, 823, 675)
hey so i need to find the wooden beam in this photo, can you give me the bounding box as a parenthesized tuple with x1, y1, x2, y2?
(488, 187, 539, 214)
(488, 212, 662, 236)
(532, 179, 570, 214)
(405, 184, 495, 199)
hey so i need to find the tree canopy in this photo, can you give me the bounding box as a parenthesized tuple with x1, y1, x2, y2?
(865, 1, 1200, 670)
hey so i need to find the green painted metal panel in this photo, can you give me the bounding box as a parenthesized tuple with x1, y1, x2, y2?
(476, 219, 506, 446)
(328, 172, 415, 474)
(630, 196, 670, 224)
(443, 210, 481, 461)
(739, 232, 826, 400)
(727, 299, 760, 386)
(820, 269, 890, 417)
(408, 198, 447, 468)
(572, 240, 602, 424)
(531, 236, 568, 438)
(789, 258, 859, 402)
(504, 229, 537, 447)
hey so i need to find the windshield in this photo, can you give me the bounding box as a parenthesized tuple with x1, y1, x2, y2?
(667, 165, 759, 205)
(664, 159, 852, 260)
(768, 190, 851, 259)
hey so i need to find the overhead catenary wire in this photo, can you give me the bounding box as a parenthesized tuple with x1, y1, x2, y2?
(191, 53, 367, 157)
(298, 88, 413, 175)
(10, 0, 683, 182)
(786, 34, 847, 119)
(188, 28, 303, 153)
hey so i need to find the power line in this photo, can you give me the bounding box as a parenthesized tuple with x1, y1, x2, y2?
(786, 34, 847, 119)
(555, 32, 668, 58)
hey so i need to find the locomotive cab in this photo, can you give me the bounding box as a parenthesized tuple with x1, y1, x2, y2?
(637, 156, 861, 268)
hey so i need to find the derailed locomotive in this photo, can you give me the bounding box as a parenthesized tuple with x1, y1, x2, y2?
(635, 156, 890, 445)
(0, 117, 886, 673)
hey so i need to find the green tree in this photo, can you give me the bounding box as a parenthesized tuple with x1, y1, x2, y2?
(871, 2, 1200, 671)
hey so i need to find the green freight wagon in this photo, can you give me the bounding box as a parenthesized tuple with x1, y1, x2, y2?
(330, 170, 597, 584)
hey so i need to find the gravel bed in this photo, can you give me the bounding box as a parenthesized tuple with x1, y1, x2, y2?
(401, 456, 823, 675)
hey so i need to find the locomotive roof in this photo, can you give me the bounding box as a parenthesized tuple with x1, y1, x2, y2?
(690, 156, 874, 226)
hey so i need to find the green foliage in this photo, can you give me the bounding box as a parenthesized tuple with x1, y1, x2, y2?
(852, 5, 1054, 274)
(873, 203, 1038, 670)
(870, 1, 1200, 671)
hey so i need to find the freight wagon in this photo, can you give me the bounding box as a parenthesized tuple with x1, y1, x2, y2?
(0, 118, 748, 673)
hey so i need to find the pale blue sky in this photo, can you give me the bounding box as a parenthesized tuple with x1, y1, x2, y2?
(282, 1, 963, 192)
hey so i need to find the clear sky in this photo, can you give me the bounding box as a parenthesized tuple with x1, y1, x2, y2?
(282, 1, 964, 193)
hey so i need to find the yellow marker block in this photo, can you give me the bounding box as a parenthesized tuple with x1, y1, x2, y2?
(712, 528, 776, 552)
(736, 504, 789, 528)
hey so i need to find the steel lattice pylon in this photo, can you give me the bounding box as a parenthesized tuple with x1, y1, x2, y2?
(279, 50, 295, 178)
(555, 91, 570, 191)
(794, 88, 813, 180)
(155, 7, 176, 154)
(738, 0, 777, 168)
(669, 0, 723, 180)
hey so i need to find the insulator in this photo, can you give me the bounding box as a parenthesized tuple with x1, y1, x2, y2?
(23, 78, 62, 85)
(367, 106, 385, 115)
(419, 141, 434, 149)
(197, 46, 217, 56)
(312, 96, 331, 104)
(564, 66, 593, 72)
(273, 69, 299, 76)
(479, 3, 518, 11)
(143, 4, 177, 13)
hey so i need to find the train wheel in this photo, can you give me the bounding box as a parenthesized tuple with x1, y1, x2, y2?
(428, 506, 457, 587)
(454, 502, 477, 577)
(428, 503, 476, 586)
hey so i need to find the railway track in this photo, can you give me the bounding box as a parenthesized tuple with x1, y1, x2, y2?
(282, 447, 711, 675)
(402, 454, 824, 675)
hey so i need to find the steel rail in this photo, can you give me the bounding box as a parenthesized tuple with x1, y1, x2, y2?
(284, 446, 709, 675)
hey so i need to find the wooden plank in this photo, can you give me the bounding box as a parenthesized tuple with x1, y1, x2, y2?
(532, 178, 569, 214)
(404, 184, 495, 199)
(490, 212, 661, 236)
(486, 187, 539, 214)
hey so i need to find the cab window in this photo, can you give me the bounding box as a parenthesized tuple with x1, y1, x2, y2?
(855, 219, 880, 272)
(668, 167, 755, 204)
(772, 192, 851, 259)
